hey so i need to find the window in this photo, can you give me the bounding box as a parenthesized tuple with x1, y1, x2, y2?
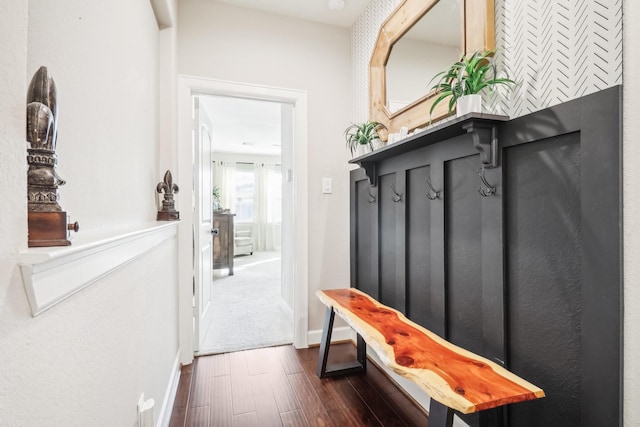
(234, 167, 255, 223)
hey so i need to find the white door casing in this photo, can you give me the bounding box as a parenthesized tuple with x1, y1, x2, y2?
(177, 76, 309, 364)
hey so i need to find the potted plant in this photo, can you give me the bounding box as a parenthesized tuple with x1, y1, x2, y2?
(344, 121, 387, 156)
(428, 49, 515, 118)
(212, 186, 222, 211)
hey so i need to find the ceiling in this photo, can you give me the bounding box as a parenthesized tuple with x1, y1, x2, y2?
(200, 95, 284, 157)
(212, 0, 373, 28)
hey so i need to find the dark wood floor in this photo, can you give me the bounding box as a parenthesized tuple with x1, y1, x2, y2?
(168, 342, 428, 427)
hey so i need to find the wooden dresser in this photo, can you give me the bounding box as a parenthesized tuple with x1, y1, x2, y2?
(212, 212, 234, 275)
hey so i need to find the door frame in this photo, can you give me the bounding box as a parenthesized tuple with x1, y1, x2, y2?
(177, 75, 309, 364)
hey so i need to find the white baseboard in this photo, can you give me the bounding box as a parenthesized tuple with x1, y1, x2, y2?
(307, 326, 355, 346)
(157, 351, 181, 427)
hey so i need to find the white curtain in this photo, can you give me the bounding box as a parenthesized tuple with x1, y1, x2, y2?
(212, 160, 236, 211)
(253, 163, 282, 251)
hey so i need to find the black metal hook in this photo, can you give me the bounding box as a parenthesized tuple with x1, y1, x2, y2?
(367, 188, 376, 203)
(425, 176, 441, 200)
(478, 167, 496, 197)
(390, 184, 403, 202)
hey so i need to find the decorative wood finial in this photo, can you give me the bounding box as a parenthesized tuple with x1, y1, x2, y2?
(156, 170, 180, 221)
(26, 66, 78, 246)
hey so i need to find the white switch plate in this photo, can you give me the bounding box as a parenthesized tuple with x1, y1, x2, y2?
(322, 177, 332, 194)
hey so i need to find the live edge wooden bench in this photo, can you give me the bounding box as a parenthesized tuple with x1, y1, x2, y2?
(316, 288, 545, 427)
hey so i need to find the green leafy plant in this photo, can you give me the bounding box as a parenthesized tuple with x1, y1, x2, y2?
(428, 49, 515, 117)
(212, 186, 222, 210)
(344, 121, 387, 156)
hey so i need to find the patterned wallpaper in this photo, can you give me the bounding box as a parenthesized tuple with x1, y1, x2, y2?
(352, 0, 623, 122)
(352, 0, 402, 123)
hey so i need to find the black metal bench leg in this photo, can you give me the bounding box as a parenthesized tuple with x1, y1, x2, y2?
(316, 306, 367, 378)
(428, 399, 454, 427)
(316, 306, 335, 377)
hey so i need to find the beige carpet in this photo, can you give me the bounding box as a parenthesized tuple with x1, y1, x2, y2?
(198, 251, 293, 354)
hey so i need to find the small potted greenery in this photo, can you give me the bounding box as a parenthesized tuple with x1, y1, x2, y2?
(212, 186, 222, 211)
(344, 121, 387, 156)
(428, 49, 515, 118)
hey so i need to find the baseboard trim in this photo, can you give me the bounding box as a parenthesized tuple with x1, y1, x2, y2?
(307, 326, 355, 346)
(157, 351, 181, 427)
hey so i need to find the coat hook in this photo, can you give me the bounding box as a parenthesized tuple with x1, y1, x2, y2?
(478, 167, 496, 197)
(425, 176, 441, 200)
(391, 183, 403, 202)
(367, 188, 376, 203)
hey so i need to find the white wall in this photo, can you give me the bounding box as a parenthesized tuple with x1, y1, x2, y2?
(0, 1, 180, 425)
(623, 1, 639, 425)
(178, 0, 353, 333)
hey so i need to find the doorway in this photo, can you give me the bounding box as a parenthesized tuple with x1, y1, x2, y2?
(176, 76, 309, 364)
(199, 95, 292, 354)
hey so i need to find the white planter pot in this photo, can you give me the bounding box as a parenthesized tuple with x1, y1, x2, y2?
(456, 94, 482, 117)
(355, 144, 368, 157)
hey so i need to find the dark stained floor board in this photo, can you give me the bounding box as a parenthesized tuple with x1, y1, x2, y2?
(210, 375, 233, 427)
(280, 409, 309, 426)
(210, 352, 230, 377)
(170, 343, 429, 427)
(233, 412, 259, 427)
(250, 373, 284, 427)
(186, 406, 209, 427)
(229, 350, 257, 415)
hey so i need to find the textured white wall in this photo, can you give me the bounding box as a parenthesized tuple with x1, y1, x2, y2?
(623, 0, 639, 424)
(178, 0, 353, 332)
(0, 1, 180, 425)
(26, 0, 160, 229)
(0, 1, 28, 259)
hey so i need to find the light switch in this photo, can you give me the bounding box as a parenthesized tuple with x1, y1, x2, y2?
(322, 177, 332, 194)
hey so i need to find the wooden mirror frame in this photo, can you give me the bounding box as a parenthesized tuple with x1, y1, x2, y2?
(370, 0, 495, 136)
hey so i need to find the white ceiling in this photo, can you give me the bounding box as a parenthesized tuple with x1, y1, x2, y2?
(200, 95, 283, 157)
(212, 0, 373, 28)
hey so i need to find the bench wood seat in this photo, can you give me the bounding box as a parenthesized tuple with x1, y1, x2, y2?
(316, 288, 544, 415)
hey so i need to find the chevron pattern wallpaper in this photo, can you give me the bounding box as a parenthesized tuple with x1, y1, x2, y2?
(352, 0, 402, 123)
(353, 0, 622, 122)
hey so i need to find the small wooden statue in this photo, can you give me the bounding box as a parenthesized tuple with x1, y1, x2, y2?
(156, 170, 180, 221)
(26, 66, 79, 247)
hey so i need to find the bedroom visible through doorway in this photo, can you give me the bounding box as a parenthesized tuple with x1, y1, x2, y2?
(197, 94, 294, 354)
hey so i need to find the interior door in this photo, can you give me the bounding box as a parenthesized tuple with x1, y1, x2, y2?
(193, 96, 213, 352)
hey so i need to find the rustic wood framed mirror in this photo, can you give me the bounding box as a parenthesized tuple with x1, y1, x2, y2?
(370, 0, 495, 136)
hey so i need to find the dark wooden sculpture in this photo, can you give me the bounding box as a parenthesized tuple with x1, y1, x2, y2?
(156, 170, 180, 221)
(26, 66, 79, 247)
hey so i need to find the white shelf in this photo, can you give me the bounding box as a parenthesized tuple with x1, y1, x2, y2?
(18, 221, 179, 316)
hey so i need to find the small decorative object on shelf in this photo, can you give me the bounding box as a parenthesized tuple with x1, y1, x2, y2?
(26, 66, 79, 247)
(344, 121, 387, 156)
(156, 170, 180, 221)
(428, 49, 515, 118)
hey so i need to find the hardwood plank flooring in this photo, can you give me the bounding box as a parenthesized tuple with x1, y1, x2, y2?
(169, 343, 428, 427)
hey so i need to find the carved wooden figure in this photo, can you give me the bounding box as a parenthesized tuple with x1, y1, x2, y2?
(26, 66, 79, 247)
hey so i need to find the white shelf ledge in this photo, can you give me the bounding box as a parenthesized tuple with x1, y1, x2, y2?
(18, 221, 179, 316)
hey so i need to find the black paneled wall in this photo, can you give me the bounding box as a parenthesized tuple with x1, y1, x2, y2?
(349, 87, 621, 427)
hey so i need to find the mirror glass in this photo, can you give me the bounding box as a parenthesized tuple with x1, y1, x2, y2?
(385, 0, 462, 114)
